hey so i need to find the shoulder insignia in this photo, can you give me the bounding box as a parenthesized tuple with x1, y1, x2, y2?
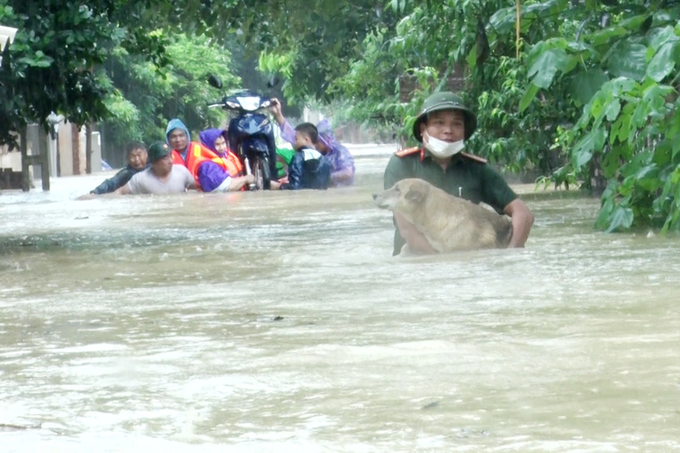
(460, 152, 488, 164)
(394, 146, 421, 158)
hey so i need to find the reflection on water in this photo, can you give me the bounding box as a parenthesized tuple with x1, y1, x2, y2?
(1, 145, 680, 452)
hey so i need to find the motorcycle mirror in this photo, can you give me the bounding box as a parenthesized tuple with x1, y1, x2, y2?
(208, 74, 223, 89)
(266, 76, 280, 89)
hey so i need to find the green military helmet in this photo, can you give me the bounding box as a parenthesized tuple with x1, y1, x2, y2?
(412, 92, 478, 143)
(147, 141, 171, 162)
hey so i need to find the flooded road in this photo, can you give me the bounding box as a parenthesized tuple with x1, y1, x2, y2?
(1, 145, 679, 452)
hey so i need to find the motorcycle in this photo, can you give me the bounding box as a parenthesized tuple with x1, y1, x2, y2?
(207, 74, 278, 190)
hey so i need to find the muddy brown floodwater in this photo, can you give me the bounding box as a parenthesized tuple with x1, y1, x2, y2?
(1, 145, 679, 452)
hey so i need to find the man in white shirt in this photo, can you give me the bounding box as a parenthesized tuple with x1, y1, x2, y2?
(115, 141, 196, 195)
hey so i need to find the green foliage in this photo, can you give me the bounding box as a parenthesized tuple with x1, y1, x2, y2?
(327, 0, 579, 180)
(236, 1, 399, 102)
(0, 4, 22, 146)
(1, 0, 113, 147)
(329, 27, 409, 141)
(322, 0, 680, 233)
(101, 32, 240, 161)
(529, 12, 680, 232)
(0, 0, 170, 149)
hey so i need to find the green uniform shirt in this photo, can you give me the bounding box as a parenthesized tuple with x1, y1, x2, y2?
(383, 150, 518, 255)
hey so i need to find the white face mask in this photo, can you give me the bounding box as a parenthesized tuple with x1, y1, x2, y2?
(423, 132, 465, 158)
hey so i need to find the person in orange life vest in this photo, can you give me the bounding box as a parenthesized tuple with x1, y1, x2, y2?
(196, 128, 255, 192)
(165, 118, 199, 166)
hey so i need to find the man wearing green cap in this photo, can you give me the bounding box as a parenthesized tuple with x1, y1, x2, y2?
(383, 91, 534, 255)
(114, 141, 196, 195)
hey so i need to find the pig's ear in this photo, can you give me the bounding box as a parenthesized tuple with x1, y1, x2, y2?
(405, 187, 425, 203)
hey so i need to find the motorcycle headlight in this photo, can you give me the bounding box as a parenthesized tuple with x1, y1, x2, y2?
(237, 96, 261, 111)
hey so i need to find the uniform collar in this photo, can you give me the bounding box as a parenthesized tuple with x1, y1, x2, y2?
(420, 149, 464, 167)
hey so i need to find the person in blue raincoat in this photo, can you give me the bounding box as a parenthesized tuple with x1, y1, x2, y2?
(269, 99, 355, 186)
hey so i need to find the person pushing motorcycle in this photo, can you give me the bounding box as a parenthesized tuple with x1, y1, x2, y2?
(268, 99, 355, 187)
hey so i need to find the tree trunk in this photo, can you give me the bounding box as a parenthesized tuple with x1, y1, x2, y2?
(589, 152, 607, 196)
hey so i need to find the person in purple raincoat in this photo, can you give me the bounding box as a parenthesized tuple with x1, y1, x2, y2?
(197, 128, 257, 192)
(269, 99, 355, 187)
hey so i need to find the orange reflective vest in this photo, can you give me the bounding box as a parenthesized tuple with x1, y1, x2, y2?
(185, 142, 244, 191)
(171, 149, 186, 166)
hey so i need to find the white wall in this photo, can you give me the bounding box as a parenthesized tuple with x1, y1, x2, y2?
(1, 121, 102, 177)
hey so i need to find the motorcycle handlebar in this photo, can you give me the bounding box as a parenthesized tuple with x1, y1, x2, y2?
(206, 98, 275, 110)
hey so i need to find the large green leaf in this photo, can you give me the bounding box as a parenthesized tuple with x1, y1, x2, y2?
(605, 206, 634, 233)
(466, 43, 478, 72)
(618, 14, 652, 32)
(631, 98, 651, 129)
(586, 26, 628, 47)
(519, 83, 540, 112)
(647, 26, 679, 52)
(489, 1, 558, 34)
(635, 164, 661, 191)
(528, 48, 572, 88)
(602, 144, 624, 177)
(570, 68, 608, 105)
(607, 77, 638, 96)
(589, 91, 608, 122)
(572, 127, 607, 168)
(646, 42, 676, 82)
(595, 197, 615, 229)
(673, 136, 680, 162)
(607, 41, 647, 81)
(641, 83, 673, 112)
(604, 98, 621, 122)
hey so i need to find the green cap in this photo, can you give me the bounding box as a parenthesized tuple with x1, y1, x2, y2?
(413, 92, 477, 142)
(147, 141, 171, 162)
